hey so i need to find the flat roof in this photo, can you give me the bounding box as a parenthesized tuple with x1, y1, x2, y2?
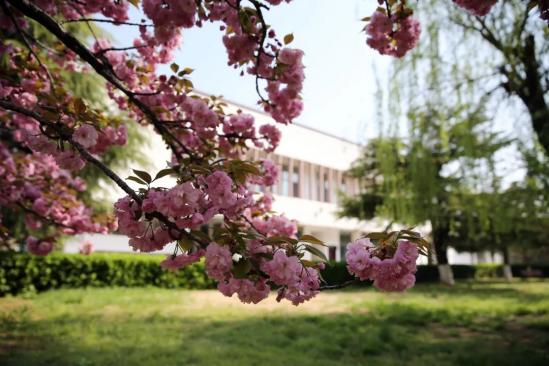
(194, 90, 362, 147)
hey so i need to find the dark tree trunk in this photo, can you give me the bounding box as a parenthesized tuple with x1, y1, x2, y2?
(433, 224, 449, 265)
(432, 223, 454, 285)
(503, 35, 549, 154)
(502, 246, 513, 281)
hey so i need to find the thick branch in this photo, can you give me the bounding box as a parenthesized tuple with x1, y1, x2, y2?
(6, 0, 194, 159)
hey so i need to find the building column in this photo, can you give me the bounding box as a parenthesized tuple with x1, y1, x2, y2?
(288, 157, 294, 197)
(319, 165, 324, 202)
(299, 160, 306, 200)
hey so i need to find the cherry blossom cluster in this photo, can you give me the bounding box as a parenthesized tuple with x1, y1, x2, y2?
(452, 0, 498, 16)
(346, 238, 419, 292)
(0, 141, 111, 255)
(365, 9, 421, 58)
(365, 0, 547, 57)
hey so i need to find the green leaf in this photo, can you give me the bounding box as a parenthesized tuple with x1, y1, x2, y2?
(170, 63, 179, 73)
(283, 33, 294, 45)
(303, 244, 328, 262)
(153, 168, 175, 181)
(177, 238, 194, 251)
(299, 234, 325, 246)
(126, 176, 147, 185)
(232, 258, 252, 279)
(132, 169, 152, 184)
(178, 67, 194, 76)
(190, 230, 211, 244)
(264, 235, 298, 245)
(366, 232, 387, 240)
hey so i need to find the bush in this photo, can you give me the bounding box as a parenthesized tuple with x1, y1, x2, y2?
(0, 252, 215, 296)
(2, 252, 549, 296)
(475, 264, 503, 279)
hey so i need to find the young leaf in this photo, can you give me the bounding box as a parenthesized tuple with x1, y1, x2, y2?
(153, 168, 175, 181)
(132, 169, 152, 184)
(232, 258, 252, 278)
(126, 176, 147, 185)
(170, 63, 179, 73)
(283, 33, 294, 45)
(299, 234, 326, 246)
(73, 98, 87, 114)
(303, 244, 328, 262)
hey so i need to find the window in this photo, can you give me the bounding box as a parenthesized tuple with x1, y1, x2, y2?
(339, 233, 352, 261)
(292, 166, 300, 198)
(282, 165, 289, 196)
(323, 172, 330, 202)
(316, 170, 322, 201)
(328, 246, 337, 261)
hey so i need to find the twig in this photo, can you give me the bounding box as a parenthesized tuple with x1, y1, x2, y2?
(62, 18, 154, 27)
(319, 279, 359, 291)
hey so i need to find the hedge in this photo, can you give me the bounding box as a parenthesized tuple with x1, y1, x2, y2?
(321, 262, 478, 286)
(321, 262, 549, 286)
(0, 252, 215, 296)
(1, 252, 548, 296)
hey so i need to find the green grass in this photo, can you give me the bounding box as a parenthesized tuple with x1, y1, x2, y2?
(1, 281, 549, 366)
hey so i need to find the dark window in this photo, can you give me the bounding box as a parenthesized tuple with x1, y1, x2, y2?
(323, 172, 330, 202)
(292, 166, 300, 198)
(316, 171, 322, 201)
(328, 246, 337, 261)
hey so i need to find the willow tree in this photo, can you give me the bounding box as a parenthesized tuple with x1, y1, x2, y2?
(341, 104, 510, 283)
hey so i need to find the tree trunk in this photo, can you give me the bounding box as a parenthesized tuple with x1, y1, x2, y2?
(433, 224, 454, 285)
(505, 35, 549, 155)
(502, 246, 513, 281)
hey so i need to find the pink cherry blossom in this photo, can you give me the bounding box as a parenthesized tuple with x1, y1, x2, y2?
(73, 125, 99, 148)
(261, 250, 301, 286)
(26, 236, 54, 256)
(79, 241, 94, 255)
(160, 249, 205, 271)
(366, 10, 421, 58)
(205, 242, 233, 281)
(452, 0, 498, 16)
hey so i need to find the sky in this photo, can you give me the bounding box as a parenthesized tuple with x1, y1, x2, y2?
(101, 0, 388, 144)
(99, 0, 533, 188)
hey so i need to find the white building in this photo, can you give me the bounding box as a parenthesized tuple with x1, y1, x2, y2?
(65, 95, 382, 259)
(65, 95, 502, 265)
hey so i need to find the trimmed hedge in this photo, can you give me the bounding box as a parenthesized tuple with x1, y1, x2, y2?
(322, 262, 549, 286)
(1, 252, 548, 296)
(321, 262, 478, 285)
(0, 252, 215, 296)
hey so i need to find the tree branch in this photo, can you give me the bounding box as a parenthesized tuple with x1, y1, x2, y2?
(0, 99, 142, 204)
(5, 0, 195, 161)
(319, 279, 359, 291)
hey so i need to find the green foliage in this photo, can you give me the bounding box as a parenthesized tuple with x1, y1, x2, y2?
(0, 252, 215, 296)
(3, 252, 549, 297)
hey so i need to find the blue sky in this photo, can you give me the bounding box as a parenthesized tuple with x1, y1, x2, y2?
(101, 0, 387, 144)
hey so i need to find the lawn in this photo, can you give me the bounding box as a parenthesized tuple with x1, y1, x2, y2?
(1, 281, 549, 366)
